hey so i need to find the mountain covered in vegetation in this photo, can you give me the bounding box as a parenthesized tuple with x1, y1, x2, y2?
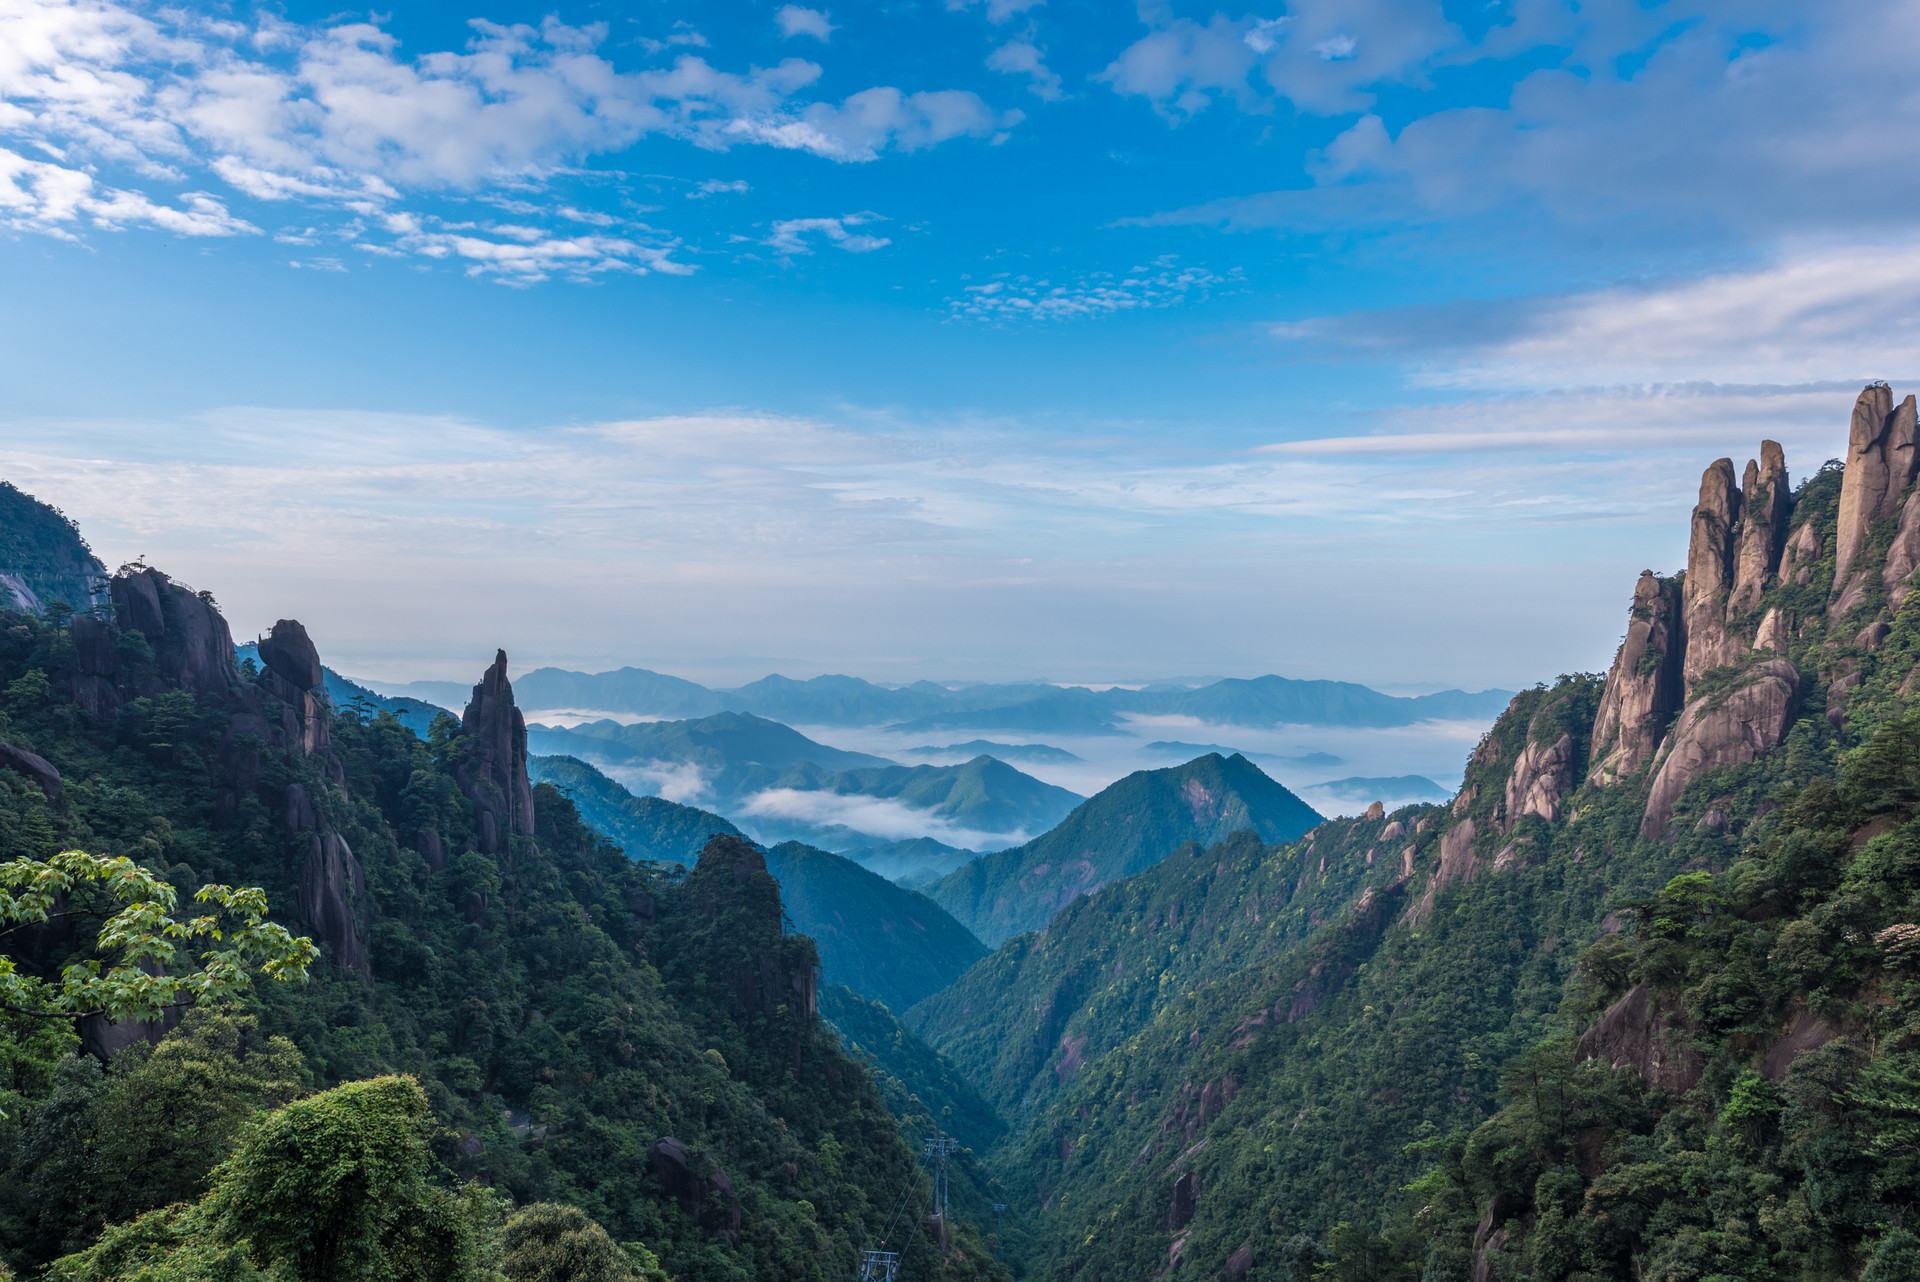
(936, 384, 1920, 1281)
(528, 714, 1081, 857)
(526, 752, 742, 863)
(0, 482, 106, 615)
(927, 754, 1326, 946)
(0, 538, 1009, 1280)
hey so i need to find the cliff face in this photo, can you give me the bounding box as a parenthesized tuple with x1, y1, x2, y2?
(1578, 384, 1920, 837)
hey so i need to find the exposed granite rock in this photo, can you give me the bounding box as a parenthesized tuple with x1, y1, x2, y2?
(1778, 520, 1821, 589)
(1641, 659, 1800, 838)
(1588, 572, 1685, 785)
(1381, 820, 1404, 841)
(1857, 621, 1892, 651)
(1760, 1008, 1844, 1080)
(1832, 384, 1920, 612)
(257, 619, 322, 690)
(1364, 800, 1384, 820)
(297, 831, 369, 977)
(110, 567, 239, 697)
(1886, 487, 1920, 610)
(1407, 817, 1477, 927)
(1576, 984, 1703, 1093)
(0, 741, 61, 802)
(456, 650, 535, 855)
(1753, 606, 1789, 653)
(1682, 459, 1744, 688)
(1504, 732, 1574, 829)
(1728, 441, 1790, 617)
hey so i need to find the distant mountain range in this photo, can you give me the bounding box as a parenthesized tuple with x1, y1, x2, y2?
(363, 666, 1513, 732)
(1305, 774, 1452, 805)
(902, 740, 1085, 764)
(927, 753, 1325, 947)
(526, 712, 1082, 857)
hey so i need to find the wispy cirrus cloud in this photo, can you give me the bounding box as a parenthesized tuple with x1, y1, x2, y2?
(948, 255, 1238, 321)
(1269, 242, 1920, 388)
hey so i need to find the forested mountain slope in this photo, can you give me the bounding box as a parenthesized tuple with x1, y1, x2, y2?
(527, 752, 742, 863)
(928, 754, 1324, 947)
(762, 841, 988, 1013)
(962, 385, 1920, 1281)
(907, 810, 1435, 1118)
(0, 540, 1007, 1280)
(0, 481, 106, 615)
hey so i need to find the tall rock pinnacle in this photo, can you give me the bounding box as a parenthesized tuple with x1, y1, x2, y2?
(1681, 459, 1743, 689)
(1727, 441, 1789, 619)
(457, 649, 536, 855)
(1831, 384, 1920, 614)
(1588, 571, 1685, 785)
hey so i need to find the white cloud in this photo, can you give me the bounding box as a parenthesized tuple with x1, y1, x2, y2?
(739, 787, 1038, 849)
(1270, 241, 1920, 388)
(986, 39, 1063, 102)
(0, 144, 256, 236)
(728, 87, 1016, 162)
(688, 178, 749, 198)
(1134, 2, 1920, 244)
(767, 213, 891, 255)
(0, 0, 1019, 264)
(775, 6, 836, 42)
(1097, 14, 1260, 119)
(949, 256, 1239, 321)
(946, 0, 1046, 25)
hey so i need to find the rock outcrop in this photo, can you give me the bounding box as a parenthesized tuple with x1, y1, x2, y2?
(1575, 984, 1703, 1093)
(257, 618, 323, 690)
(297, 830, 369, 977)
(1681, 459, 1745, 688)
(1831, 383, 1920, 613)
(1588, 572, 1685, 785)
(1885, 488, 1920, 610)
(0, 741, 61, 802)
(110, 567, 239, 697)
(1504, 733, 1573, 828)
(1727, 441, 1789, 617)
(456, 650, 535, 855)
(1640, 659, 1800, 838)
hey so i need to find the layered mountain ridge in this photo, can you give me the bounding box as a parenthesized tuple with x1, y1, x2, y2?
(938, 382, 1920, 1281)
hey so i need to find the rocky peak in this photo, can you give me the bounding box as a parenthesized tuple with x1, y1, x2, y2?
(110, 567, 239, 697)
(257, 619, 322, 691)
(1832, 383, 1920, 614)
(455, 649, 535, 855)
(1727, 440, 1789, 618)
(1681, 458, 1743, 689)
(1587, 571, 1685, 785)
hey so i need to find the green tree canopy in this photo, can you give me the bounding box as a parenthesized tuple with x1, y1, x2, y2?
(0, 852, 317, 1022)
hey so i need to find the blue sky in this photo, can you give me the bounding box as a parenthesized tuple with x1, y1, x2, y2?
(3, 0, 1919, 689)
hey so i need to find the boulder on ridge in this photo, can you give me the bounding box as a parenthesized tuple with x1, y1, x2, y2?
(1641, 659, 1800, 838)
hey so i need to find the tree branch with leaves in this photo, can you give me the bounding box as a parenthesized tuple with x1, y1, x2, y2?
(0, 851, 318, 1023)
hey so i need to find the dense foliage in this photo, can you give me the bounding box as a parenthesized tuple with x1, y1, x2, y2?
(0, 567, 1009, 1282)
(0, 485, 104, 615)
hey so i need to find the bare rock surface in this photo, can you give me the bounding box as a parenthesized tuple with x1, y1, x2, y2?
(110, 567, 239, 697)
(1778, 520, 1821, 588)
(1728, 441, 1789, 617)
(1589, 572, 1685, 785)
(1641, 659, 1799, 838)
(1833, 383, 1920, 605)
(1682, 458, 1744, 687)
(1576, 984, 1703, 1093)
(1504, 732, 1574, 828)
(1886, 486, 1920, 609)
